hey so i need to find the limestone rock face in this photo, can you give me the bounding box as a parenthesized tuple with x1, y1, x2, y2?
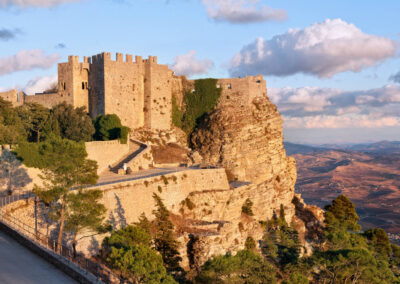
(191, 96, 291, 185)
(175, 95, 312, 269)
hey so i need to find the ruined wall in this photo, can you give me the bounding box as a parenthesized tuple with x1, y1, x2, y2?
(85, 139, 130, 174)
(0, 89, 24, 107)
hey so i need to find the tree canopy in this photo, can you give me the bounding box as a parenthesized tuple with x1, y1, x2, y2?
(94, 114, 130, 143)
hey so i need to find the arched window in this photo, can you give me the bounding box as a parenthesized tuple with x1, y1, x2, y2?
(82, 82, 85, 90)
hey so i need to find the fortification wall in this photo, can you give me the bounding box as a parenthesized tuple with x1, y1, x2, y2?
(92, 168, 229, 225)
(85, 139, 130, 174)
(0, 89, 24, 107)
(24, 92, 68, 109)
(88, 54, 106, 119)
(103, 53, 145, 129)
(217, 75, 266, 107)
(144, 57, 173, 130)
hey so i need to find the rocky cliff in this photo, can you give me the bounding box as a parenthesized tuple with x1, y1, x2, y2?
(173, 95, 323, 269)
(191, 96, 290, 185)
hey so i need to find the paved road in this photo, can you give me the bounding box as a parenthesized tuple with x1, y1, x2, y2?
(0, 230, 77, 284)
(95, 166, 194, 187)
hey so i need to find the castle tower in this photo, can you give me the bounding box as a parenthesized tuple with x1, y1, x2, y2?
(58, 55, 89, 110)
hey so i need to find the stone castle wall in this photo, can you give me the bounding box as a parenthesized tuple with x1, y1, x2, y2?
(85, 139, 130, 174)
(24, 92, 67, 109)
(0, 89, 24, 107)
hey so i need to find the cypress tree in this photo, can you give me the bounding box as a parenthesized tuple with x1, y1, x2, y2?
(152, 193, 184, 280)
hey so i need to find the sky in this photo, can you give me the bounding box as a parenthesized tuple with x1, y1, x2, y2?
(0, 0, 400, 144)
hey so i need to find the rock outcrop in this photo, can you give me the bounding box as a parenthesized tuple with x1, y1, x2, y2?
(171, 95, 324, 269)
(191, 96, 291, 185)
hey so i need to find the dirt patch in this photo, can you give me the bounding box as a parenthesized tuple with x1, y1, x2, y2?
(151, 143, 189, 164)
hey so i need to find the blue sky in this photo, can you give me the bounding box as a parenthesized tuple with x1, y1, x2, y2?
(1, 0, 400, 144)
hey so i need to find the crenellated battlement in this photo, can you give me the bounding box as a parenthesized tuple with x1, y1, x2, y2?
(87, 52, 158, 65)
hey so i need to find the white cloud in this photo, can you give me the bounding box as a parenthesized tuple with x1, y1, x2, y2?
(169, 50, 213, 77)
(0, 50, 60, 76)
(0, 0, 81, 8)
(23, 74, 57, 95)
(230, 19, 397, 78)
(270, 85, 400, 129)
(285, 115, 400, 129)
(202, 0, 287, 23)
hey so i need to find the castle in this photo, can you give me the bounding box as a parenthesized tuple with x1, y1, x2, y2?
(0, 52, 267, 130)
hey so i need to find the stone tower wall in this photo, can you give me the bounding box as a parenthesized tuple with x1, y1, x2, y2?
(216, 75, 266, 107)
(0, 89, 24, 107)
(102, 53, 145, 129)
(89, 53, 106, 119)
(143, 56, 172, 130)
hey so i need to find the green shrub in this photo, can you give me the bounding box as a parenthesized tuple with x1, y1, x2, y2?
(161, 175, 169, 185)
(171, 95, 183, 128)
(185, 198, 195, 210)
(242, 198, 254, 216)
(181, 78, 221, 135)
(118, 126, 130, 144)
(245, 236, 256, 250)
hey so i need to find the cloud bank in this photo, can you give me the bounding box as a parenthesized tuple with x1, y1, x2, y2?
(0, 0, 81, 8)
(230, 19, 397, 78)
(0, 50, 60, 76)
(202, 0, 287, 24)
(23, 74, 57, 95)
(169, 50, 213, 77)
(269, 85, 400, 129)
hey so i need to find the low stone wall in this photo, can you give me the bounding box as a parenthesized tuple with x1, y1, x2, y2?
(85, 140, 130, 174)
(94, 168, 229, 224)
(125, 139, 153, 172)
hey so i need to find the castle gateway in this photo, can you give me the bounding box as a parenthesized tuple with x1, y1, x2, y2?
(1, 52, 267, 130)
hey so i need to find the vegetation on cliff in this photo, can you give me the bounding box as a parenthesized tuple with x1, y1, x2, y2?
(192, 195, 400, 283)
(102, 225, 176, 283)
(172, 78, 221, 135)
(101, 195, 183, 283)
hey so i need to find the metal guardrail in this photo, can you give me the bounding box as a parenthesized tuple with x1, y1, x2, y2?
(0, 193, 126, 284)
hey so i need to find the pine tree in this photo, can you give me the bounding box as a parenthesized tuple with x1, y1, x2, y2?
(135, 212, 152, 237)
(152, 193, 184, 280)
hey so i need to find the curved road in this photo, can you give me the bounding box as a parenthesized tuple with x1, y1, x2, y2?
(0, 230, 77, 284)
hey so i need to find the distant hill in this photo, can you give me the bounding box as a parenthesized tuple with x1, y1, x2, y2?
(289, 141, 400, 237)
(284, 142, 328, 155)
(317, 141, 400, 154)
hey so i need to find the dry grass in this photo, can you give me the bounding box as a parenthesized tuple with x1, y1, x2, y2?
(151, 143, 189, 164)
